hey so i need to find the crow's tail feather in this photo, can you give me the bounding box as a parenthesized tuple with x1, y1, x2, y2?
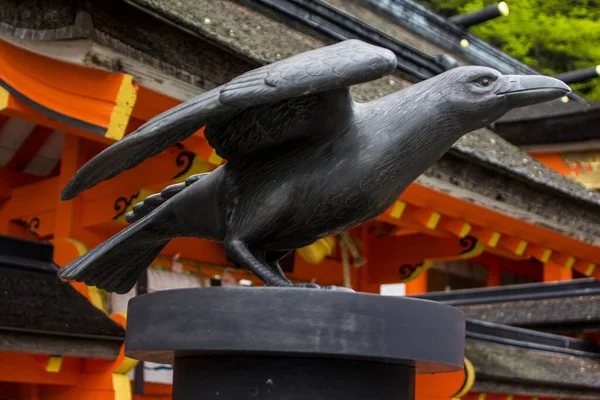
(58, 204, 175, 294)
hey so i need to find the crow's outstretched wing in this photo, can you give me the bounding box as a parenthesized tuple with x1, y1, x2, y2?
(60, 40, 396, 200)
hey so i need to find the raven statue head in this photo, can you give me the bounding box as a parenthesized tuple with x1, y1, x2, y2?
(427, 66, 571, 128)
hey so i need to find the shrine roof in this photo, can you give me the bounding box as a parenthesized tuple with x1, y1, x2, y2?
(466, 320, 600, 398)
(417, 279, 600, 333)
(0, 235, 124, 359)
(494, 100, 600, 151)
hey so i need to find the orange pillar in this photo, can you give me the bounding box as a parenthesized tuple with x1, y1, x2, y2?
(405, 271, 428, 295)
(487, 264, 501, 287)
(54, 134, 83, 240)
(543, 261, 572, 282)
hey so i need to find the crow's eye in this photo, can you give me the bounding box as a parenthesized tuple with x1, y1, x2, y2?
(478, 77, 492, 87)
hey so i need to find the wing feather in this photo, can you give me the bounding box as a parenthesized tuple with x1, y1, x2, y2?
(61, 40, 396, 200)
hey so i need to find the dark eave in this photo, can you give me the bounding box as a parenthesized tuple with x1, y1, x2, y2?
(0, 235, 125, 359)
(416, 279, 600, 332)
(494, 101, 600, 151)
(465, 319, 600, 398)
(415, 278, 600, 306)
(250, 0, 449, 81)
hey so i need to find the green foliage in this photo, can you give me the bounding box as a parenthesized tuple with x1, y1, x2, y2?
(416, 0, 600, 100)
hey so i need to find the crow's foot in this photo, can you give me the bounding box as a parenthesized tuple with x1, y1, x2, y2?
(292, 282, 321, 288)
(324, 285, 355, 292)
(285, 282, 354, 292)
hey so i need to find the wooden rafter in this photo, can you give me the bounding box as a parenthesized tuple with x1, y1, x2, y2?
(0, 39, 136, 142)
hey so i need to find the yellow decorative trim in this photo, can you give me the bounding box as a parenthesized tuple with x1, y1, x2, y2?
(172, 157, 211, 184)
(106, 74, 137, 141)
(0, 87, 9, 111)
(88, 286, 107, 313)
(458, 239, 486, 260)
(63, 238, 106, 312)
(478, 394, 486, 400)
(515, 240, 528, 256)
(488, 232, 501, 247)
(46, 356, 63, 373)
(506, 396, 514, 400)
(564, 256, 575, 270)
(458, 223, 472, 238)
(208, 150, 223, 166)
(540, 248, 552, 263)
(453, 357, 475, 398)
(112, 372, 132, 400)
(390, 201, 406, 219)
(426, 212, 441, 229)
(64, 237, 88, 255)
(585, 263, 597, 277)
(114, 188, 153, 224)
(399, 260, 433, 282)
(297, 236, 337, 264)
(114, 357, 138, 374)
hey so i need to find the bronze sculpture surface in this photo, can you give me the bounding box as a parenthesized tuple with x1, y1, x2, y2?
(57, 40, 570, 293)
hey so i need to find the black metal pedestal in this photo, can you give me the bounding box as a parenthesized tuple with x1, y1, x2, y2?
(125, 287, 465, 399)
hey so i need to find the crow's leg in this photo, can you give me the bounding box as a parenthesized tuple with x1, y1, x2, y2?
(263, 250, 353, 290)
(264, 251, 293, 283)
(224, 240, 319, 288)
(224, 239, 290, 286)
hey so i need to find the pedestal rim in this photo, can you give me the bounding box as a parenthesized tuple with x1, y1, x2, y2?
(125, 287, 465, 374)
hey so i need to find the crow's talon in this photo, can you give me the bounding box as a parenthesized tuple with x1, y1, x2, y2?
(293, 282, 321, 289)
(324, 285, 355, 292)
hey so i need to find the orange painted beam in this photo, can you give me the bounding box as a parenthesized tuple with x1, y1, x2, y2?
(524, 243, 552, 263)
(472, 253, 543, 281)
(469, 226, 501, 247)
(487, 264, 501, 287)
(0, 94, 113, 145)
(367, 234, 483, 283)
(0, 39, 136, 141)
(379, 203, 448, 238)
(2, 176, 59, 220)
(406, 273, 428, 295)
(132, 85, 181, 122)
(543, 260, 572, 282)
(438, 216, 471, 238)
(13, 209, 55, 239)
(497, 235, 528, 257)
(55, 135, 85, 239)
(573, 259, 598, 279)
(0, 168, 43, 200)
(401, 183, 600, 264)
(0, 352, 81, 386)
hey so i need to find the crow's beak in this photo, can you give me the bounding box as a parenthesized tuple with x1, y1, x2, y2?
(496, 75, 571, 107)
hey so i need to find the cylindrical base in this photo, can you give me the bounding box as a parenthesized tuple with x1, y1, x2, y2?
(172, 355, 415, 400)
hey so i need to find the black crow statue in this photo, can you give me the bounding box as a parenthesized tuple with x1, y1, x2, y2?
(58, 40, 570, 293)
